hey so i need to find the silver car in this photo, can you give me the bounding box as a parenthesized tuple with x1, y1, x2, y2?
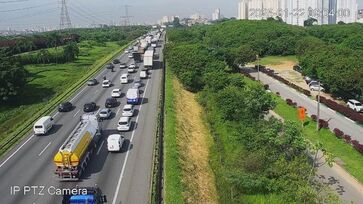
(99, 108, 112, 119)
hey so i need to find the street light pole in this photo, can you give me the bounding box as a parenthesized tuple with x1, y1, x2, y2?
(257, 54, 260, 81)
(316, 81, 321, 131)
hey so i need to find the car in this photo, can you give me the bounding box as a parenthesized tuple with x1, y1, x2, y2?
(102, 80, 111, 88)
(106, 63, 114, 69)
(83, 102, 97, 112)
(128, 67, 135, 73)
(128, 54, 133, 59)
(140, 70, 148, 79)
(117, 117, 131, 131)
(58, 102, 73, 112)
(120, 74, 128, 84)
(105, 97, 118, 108)
(347, 99, 363, 112)
(122, 104, 134, 117)
(124, 50, 129, 53)
(111, 89, 122, 98)
(128, 63, 136, 69)
(120, 63, 127, 69)
(99, 108, 112, 119)
(309, 84, 325, 92)
(113, 59, 120, 64)
(107, 134, 125, 152)
(133, 78, 142, 88)
(87, 78, 98, 86)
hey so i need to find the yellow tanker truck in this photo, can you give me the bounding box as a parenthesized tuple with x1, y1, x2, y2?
(54, 113, 101, 181)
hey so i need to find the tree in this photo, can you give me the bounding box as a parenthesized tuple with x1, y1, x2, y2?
(227, 45, 257, 71)
(304, 17, 318, 27)
(337, 21, 346, 25)
(63, 42, 79, 62)
(0, 54, 28, 101)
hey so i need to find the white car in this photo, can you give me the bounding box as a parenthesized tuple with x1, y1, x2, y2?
(111, 89, 122, 98)
(140, 70, 148, 79)
(117, 117, 131, 131)
(120, 74, 128, 84)
(99, 108, 112, 119)
(107, 134, 125, 152)
(124, 50, 129, 53)
(309, 84, 324, 91)
(129, 63, 136, 69)
(122, 104, 134, 117)
(102, 80, 111, 88)
(128, 54, 133, 59)
(120, 63, 127, 69)
(128, 67, 135, 73)
(347, 99, 363, 112)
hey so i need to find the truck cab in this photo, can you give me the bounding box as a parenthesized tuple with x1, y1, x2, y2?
(62, 187, 107, 204)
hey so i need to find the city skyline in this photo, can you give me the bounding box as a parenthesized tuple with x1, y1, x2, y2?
(0, 0, 362, 30)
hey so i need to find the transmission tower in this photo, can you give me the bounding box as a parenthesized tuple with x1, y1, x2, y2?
(121, 5, 133, 26)
(60, 0, 72, 29)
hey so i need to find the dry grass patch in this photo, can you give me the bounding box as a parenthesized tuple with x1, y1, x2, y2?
(173, 78, 218, 204)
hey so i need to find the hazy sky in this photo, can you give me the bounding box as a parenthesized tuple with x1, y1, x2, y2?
(0, 0, 362, 30)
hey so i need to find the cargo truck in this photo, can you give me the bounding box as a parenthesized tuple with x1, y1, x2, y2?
(143, 50, 154, 69)
(54, 114, 102, 181)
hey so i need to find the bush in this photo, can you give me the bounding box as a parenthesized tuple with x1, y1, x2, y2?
(264, 84, 269, 90)
(344, 135, 352, 144)
(276, 92, 280, 95)
(286, 99, 294, 106)
(318, 119, 329, 129)
(333, 128, 344, 139)
(351, 141, 363, 155)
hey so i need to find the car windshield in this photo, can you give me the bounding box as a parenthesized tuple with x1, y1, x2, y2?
(113, 90, 119, 93)
(119, 122, 128, 125)
(123, 108, 131, 112)
(356, 102, 362, 106)
(34, 125, 43, 129)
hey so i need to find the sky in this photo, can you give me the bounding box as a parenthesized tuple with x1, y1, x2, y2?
(0, 0, 362, 30)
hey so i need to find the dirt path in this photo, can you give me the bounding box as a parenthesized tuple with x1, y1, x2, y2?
(173, 78, 218, 204)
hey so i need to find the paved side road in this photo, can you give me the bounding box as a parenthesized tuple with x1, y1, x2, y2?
(246, 68, 363, 144)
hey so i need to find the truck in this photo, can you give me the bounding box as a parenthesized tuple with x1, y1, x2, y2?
(139, 40, 148, 54)
(62, 187, 107, 204)
(143, 50, 154, 69)
(54, 114, 102, 181)
(132, 52, 142, 62)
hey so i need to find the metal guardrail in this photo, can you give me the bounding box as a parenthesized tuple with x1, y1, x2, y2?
(0, 42, 134, 157)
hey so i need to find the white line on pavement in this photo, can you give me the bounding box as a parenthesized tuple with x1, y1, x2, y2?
(0, 134, 35, 168)
(38, 142, 52, 156)
(69, 86, 87, 103)
(345, 117, 355, 123)
(116, 108, 121, 116)
(112, 76, 150, 204)
(97, 140, 105, 155)
(73, 109, 81, 118)
(53, 112, 60, 118)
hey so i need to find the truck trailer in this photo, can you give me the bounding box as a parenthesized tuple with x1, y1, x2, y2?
(54, 114, 102, 181)
(143, 50, 154, 69)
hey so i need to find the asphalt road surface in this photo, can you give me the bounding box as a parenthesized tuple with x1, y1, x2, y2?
(0, 33, 164, 204)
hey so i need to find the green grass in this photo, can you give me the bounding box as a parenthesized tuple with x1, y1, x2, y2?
(273, 95, 363, 184)
(164, 65, 184, 204)
(253, 55, 298, 65)
(0, 41, 125, 152)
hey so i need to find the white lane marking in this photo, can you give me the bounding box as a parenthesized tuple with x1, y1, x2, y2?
(38, 142, 51, 156)
(69, 86, 87, 103)
(345, 117, 355, 123)
(0, 134, 35, 168)
(97, 140, 105, 155)
(112, 76, 150, 204)
(116, 108, 121, 116)
(73, 109, 81, 118)
(95, 109, 101, 115)
(53, 112, 60, 118)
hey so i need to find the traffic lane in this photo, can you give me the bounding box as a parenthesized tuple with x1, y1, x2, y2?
(249, 71, 363, 143)
(121, 66, 162, 204)
(112, 61, 162, 204)
(0, 51, 132, 203)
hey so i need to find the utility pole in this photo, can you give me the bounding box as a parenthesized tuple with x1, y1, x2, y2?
(60, 0, 72, 30)
(316, 81, 321, 131)
(121, 5, 133, 26)
(256, 54, 260, 81)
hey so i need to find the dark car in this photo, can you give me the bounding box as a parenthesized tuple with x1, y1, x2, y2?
(83, 102, 97, 112)
(106, 63, 114, 69)
(113, 59, 120, 64)
(58, 102, 73, 112)
(87, 78, 98, 86)
(105, 98, 117, 108)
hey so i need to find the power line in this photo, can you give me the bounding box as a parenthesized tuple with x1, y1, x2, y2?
(0, 2, 54, 12)
(0, 0, 29, 3)
(69, 1, 112, 24)
(0, 7, 58, 22)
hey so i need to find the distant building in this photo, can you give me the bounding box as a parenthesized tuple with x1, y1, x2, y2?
(237, 0, 248, 19)
(212, 8, 221, 21)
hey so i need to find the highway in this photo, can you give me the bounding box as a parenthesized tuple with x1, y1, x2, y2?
(0, 33, 164, 204)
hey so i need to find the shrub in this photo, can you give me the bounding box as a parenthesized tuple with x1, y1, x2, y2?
(276, 92, 280, 96)
(318, 119, 329, 129)
(344, 135, 352, 144)
(264, 84, 269, 90)
(292, 102, 297, 107)
(352, 141, 363, 155)
(333, 128, 344, 139)
(286, 99, 294, 106)
(311, 115, 317, 122)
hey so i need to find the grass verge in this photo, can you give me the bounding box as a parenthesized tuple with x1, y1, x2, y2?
(164, 65, 184, 204)
(273, 95, 363, 184)
(0, 40, 133, 156)
(253, 55, 298, 65)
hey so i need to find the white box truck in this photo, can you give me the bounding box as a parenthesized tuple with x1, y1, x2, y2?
(143, 50, 154, 69)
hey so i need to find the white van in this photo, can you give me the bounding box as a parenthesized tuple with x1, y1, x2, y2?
(107, 134, 125, 152)
(126, 88, 140, 104)
(140, 70, 148, 79)
(117, 117, 131, 131)
(33, 116, 54, 135)
(120, 74, 128, 84)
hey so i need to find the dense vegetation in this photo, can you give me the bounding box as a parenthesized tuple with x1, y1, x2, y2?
(0, 26, 147, 102)
(167, 20, 363, 100)
(166, 20, 337, 203)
